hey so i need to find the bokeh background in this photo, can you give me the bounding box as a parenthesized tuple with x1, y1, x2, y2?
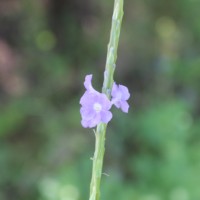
(1, 0, 200, 199)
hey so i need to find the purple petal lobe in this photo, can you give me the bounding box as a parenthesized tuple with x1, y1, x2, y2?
(112, 100, 120, 108)
(88, 114, 101, 128)
(84, 74, 98, 94)
(81, 119, 89, 128)
(120, 101, 129, 113)
(101, 111, 112, 123)
(80, 107, 95, 120)
(98, 93, 112, 110)
(111, 82, 118, 97)
(80, 91, 90, 105)
(84, 74, 92, 90)
(119, 85, 130, 100)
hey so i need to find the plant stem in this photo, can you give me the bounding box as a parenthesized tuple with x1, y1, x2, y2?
(89, 1, 124, 200)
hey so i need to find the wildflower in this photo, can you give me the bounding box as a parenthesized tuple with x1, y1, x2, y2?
(80, 75, 112, 128)
(111, 82, 130, 113)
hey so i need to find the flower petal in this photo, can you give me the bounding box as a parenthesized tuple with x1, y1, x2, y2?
(81, 119, 90, 128)
(98, 93, 112, 110)
(80, 91, 90, 105)
(100, 110, 112, 123)
(112, 100, 120, 108)
(84, 74, 98, 94)
(111, 82, 118, 98)
(120, 101, 129, 113)
(119, 85, 130, 100)
(88, 114, 101, 128)
(84, 74, 92, 90)
(80, 92, 98, 107)
(80, 107, 95, 120)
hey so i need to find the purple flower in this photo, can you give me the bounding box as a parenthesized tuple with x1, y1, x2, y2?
(80, 75, 112, 128)
(111, 82, 130, 113)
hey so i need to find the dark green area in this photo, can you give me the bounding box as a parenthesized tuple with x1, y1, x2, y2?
(0, 0, 200, 199)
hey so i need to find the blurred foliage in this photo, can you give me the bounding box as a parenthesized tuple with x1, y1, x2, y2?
(0, 0, 200, 200)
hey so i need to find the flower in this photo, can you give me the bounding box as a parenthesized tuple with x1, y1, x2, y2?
(111, 82, 130, 113)
(80, 75, 112, 128)
(80, 74, 131, 128)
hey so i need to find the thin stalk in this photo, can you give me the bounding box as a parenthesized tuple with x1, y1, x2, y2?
(89, 1, 124, 200)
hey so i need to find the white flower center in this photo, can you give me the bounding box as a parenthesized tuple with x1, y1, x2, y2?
(93, 103, 102, 112)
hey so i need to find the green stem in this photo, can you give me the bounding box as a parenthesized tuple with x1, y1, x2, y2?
(89, 1, 124, 200)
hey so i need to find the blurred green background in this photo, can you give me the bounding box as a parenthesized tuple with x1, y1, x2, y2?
(0, 0, 200, 200)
